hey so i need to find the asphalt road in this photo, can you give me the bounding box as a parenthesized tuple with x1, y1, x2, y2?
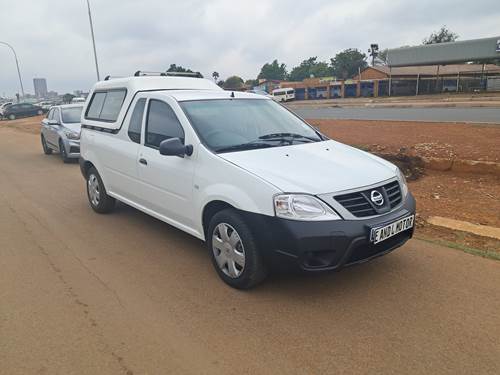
(292, 107, 500, 123)
(1, 128, 500, 374)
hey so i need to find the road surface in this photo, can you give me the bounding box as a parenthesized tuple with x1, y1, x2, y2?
(1, 128, 499, 374)
(291, 106, 500, 123)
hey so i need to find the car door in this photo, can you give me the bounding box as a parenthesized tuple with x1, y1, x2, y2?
(41, 108, 54, 145)
(48, 108, 61, 146)
(137, 96, 196, 230)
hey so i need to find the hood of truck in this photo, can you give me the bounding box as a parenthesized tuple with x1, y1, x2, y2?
(218, 140, 397, 194)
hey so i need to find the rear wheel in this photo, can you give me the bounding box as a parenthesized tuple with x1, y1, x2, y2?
(86, 167, 115, 214)
(208, 209, 268, 289)
(37, 110, 43, 115)
(41, 135, 52, 155)
(8, 114, 15, 120)
(59, 140, 70, 163)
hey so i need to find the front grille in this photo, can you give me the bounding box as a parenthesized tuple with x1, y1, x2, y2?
(334, 180, 402, 217)
(69, 146, 80, 154)
(384, 180, 402, 207)
(335, 192, 377, 217)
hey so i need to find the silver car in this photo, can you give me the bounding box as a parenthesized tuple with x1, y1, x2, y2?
(40, 104, 83, 163)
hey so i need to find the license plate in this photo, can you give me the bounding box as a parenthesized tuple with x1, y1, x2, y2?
(371, 215, 414, 244)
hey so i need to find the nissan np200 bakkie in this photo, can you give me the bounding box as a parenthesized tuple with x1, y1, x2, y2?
(79, 71, 416, 289)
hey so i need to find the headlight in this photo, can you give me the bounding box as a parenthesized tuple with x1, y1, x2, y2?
(64, 130, 80, 140)
(274, 194, 342, 221)
(396, 168, 408, 198)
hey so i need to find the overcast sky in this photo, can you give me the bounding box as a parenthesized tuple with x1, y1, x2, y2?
(0, 0, 499, 96)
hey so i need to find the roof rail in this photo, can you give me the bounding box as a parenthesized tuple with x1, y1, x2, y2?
(103, 75, 124, 81)
(134, 70, 203, 78)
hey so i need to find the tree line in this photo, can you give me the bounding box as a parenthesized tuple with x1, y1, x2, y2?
(163, 26, 470, 91)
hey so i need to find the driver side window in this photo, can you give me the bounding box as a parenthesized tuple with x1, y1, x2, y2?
(145, 100, 184, 148)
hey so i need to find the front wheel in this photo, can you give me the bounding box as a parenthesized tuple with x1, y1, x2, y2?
(86, 167, 115, 214)
(41, 135, 52, 155)
(208, 209, 268, 289)
(59, 140, 70, 163)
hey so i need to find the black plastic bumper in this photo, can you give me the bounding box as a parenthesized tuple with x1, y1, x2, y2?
(241, 193, 416, 272)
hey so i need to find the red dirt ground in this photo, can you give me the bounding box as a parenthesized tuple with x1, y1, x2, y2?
(309, 119, 500, 163)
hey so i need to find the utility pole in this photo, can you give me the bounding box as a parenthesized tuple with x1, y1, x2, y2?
(86, 0, 100, 81)
(368, 43, 379, 67)
(0, 41, 25, 98)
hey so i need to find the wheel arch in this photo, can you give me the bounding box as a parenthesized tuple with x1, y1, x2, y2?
(79, 159, 95, 178)
(202, 200, 236, 239)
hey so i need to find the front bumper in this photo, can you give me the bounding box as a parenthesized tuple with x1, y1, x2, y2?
(242, 193, 416, 272)
(63, 138, 80, 158)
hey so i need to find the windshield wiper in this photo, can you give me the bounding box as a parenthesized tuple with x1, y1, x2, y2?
(258, 132, 319, 143)
(215, 142, 277, 153)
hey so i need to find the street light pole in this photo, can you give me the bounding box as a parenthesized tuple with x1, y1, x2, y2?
(0, 41, 25, 98)
(86, 0, 100, 81)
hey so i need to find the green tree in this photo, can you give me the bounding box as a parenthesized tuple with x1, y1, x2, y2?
(167, 64, 193, 73)
(423, 26, 459, 44)
(330, 48, 368, 79)
(62, 93, 75, 104)
(245, 79, 258, 87)
(257, 59, 288, 81)
(223, 76, 244, 90)
(289, 57, 332, 81)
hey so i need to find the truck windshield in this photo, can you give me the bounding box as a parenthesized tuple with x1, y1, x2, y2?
(62, 106, 83, 123)
(180, 99, 323, 153)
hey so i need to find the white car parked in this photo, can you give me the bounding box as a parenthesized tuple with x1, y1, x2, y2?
(79, 72, 415, 289)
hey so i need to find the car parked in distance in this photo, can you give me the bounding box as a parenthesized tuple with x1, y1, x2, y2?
(2, 102, 43, 120)
(37, 101, 55, 113)
(79, 72, 415, 289)
(0, 101, 13, 116)
(40, 104, 83, 162)
(272, 87, 295, 102)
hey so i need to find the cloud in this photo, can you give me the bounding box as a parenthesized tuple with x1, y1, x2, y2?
(0, 0, 498, 96)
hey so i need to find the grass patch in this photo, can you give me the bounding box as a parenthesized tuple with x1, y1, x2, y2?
(416, 235, 500, 261)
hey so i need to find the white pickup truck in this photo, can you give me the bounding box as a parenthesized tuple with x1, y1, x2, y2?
(79, 71, 415, 289)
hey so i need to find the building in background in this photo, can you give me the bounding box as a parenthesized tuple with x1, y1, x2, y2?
(278, 64, 500, 100)
(33, 78, 48, 98)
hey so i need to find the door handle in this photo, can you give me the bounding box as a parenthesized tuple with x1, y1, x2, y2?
(139, 158, 148, 165)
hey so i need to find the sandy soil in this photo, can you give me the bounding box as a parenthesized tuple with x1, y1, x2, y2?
(309, 119, 500, 162)
(1, 124, 500, 374)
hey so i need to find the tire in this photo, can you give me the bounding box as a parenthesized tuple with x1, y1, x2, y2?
(8, 114, 15, 120)
(207, 209, 268, 289)
(37, 110, 43, 115)
(59, 140, 70, 163)
(41, 135, 52, 155)
(86, 167, 115, 214)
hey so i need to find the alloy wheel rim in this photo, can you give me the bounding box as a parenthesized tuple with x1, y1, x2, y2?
(88, 174, 100, 206)
(212, 223, 245, 278)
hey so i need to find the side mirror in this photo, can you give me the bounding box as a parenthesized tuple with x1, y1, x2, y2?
(48, 119, 60, 126)
(159, 138, 193, 157)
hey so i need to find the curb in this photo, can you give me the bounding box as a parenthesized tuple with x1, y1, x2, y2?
(373, 152, 500, 177)
(421, 157, 500, 176)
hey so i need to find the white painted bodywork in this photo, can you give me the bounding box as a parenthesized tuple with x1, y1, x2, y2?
(81, 78, 399, 241)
